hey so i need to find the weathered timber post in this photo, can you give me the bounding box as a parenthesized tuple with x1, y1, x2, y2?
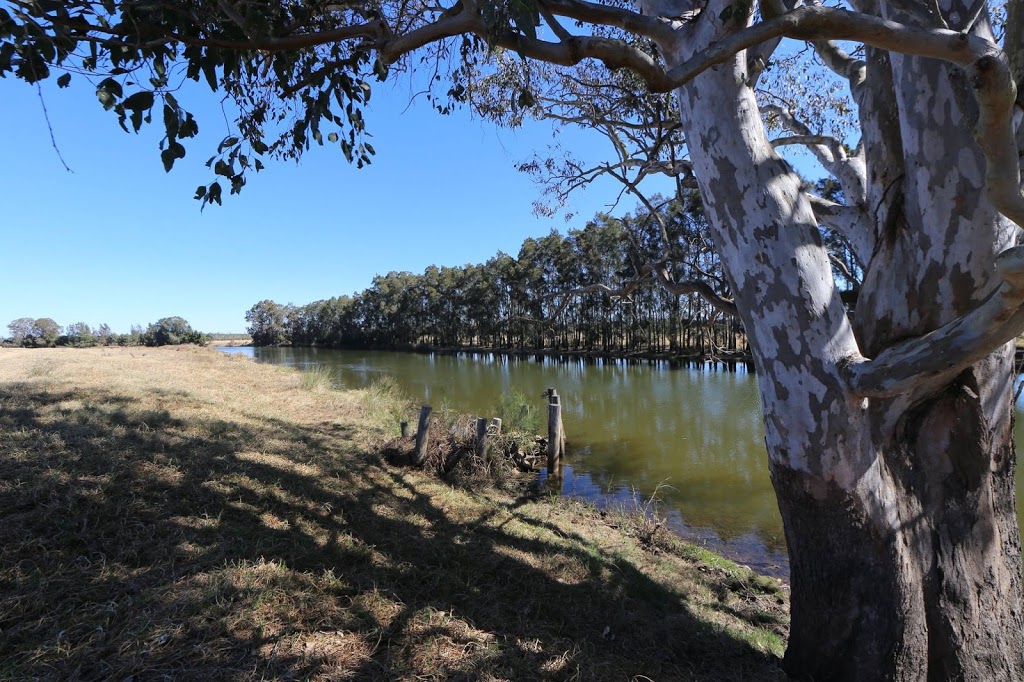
(400, 420, 409, 438)
(412, 405, 432, 465)
(547, 393, 564, 475)
(490, 417, 502, 437)
(559, 414, 566, 457)
(475, 417, 489, 462)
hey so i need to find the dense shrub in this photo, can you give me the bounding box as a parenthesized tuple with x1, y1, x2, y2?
(140, 317, 210, 346)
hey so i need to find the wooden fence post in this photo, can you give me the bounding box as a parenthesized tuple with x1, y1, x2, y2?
(558, 400, 566, 456)
(400, 421, 409, 438)
(475, 417, 489, 462)
(413, 405, 433, 465)
(547, 393, 564, 475)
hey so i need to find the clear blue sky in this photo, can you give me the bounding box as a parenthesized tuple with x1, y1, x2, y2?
(0, 74, 643, 334)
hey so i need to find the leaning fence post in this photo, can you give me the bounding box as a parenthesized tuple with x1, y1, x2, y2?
(413, 405, 433, 465)
(475, 417, 489, 462)
(547, 393, 564, 475)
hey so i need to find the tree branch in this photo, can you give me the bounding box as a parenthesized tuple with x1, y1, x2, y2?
(653, 269, 739, 316)
(486, 31, 674, 90)
(544, 0, 677, 43)
(807, 194, 873, 267)
(537, 0, 573, 43)
(812, 39, 866, 96)
(658, 6, 1021, 233)
(763, 101, 868, 210)
(844, 245, 1024, 398)
(662, 7, 997, 91)
(770, 133, 846, 153)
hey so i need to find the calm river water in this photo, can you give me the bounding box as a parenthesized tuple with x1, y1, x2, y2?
(219, 346, 1024, 579)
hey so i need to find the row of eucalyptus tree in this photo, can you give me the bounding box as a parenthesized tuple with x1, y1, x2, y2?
(247, 195, 750, 355)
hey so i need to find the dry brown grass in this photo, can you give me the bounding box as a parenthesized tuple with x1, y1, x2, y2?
(0, 346, 789, 681)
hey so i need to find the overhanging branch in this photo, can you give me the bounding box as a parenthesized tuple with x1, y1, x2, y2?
(844, 245, 1024, 398)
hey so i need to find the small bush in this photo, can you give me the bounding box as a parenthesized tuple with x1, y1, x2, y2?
(494, 388, 544, 455)
(496, 389, 541, 436)
(140, 317, 210, 346)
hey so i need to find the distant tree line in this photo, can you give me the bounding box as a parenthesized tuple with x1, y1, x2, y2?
(248, 196, 761, 357)
(2, 317, 210, 348)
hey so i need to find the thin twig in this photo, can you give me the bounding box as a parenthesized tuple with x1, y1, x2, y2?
(36, 83, 73, 173)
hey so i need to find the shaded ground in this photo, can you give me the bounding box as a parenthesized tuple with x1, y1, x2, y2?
(0, 347, 788, 680)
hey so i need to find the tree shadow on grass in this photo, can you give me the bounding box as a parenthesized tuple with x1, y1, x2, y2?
(0, 381, 787, 681)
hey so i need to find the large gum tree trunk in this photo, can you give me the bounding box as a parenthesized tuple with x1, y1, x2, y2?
(655, 2, 1024, 677)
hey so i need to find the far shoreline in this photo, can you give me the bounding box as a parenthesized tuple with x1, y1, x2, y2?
(229, 341, 757, 369)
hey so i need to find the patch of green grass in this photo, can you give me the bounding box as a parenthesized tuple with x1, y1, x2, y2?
(495, 388, 542, 437)
(298, 363, 335, 392)
(364, 374, 413, 426)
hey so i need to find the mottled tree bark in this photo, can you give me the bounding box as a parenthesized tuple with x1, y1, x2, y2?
(645, 0, 1024, 677)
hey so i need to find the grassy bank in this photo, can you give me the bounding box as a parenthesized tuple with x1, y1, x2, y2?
(0, 347, 789, 680)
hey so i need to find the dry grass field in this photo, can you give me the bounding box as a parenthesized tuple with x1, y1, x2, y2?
(0, 346, 789, 681)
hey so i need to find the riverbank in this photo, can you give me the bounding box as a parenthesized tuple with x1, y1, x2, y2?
(421, 344, 754, 367)
(0, 347, 788, 680)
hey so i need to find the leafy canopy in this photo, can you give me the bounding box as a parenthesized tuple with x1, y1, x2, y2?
(1, 0, 386, 207)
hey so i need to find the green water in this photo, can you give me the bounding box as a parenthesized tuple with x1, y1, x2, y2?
(221, 346, 1024, 579)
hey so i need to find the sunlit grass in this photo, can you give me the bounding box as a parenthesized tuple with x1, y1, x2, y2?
(0, 346, 789, 680)
(298, 363, 336, 392)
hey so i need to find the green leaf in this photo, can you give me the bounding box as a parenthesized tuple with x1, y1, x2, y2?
(327, 132, 339, 143)
(178, 113, 199, 138)
(123, 90, 154, 111)
(96, 78, 122, 110)
(509, 0, 539, 41)
(163, 104, 179, 140)
(56, 73, 71, 88)
(214, 159, 233, 177)
(160, 141, 186, 172)
(201, 58, 218, 92)
(208, 181, 222, 205)
(130, 107, 144, 132)
(124, 91, 155, 130)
